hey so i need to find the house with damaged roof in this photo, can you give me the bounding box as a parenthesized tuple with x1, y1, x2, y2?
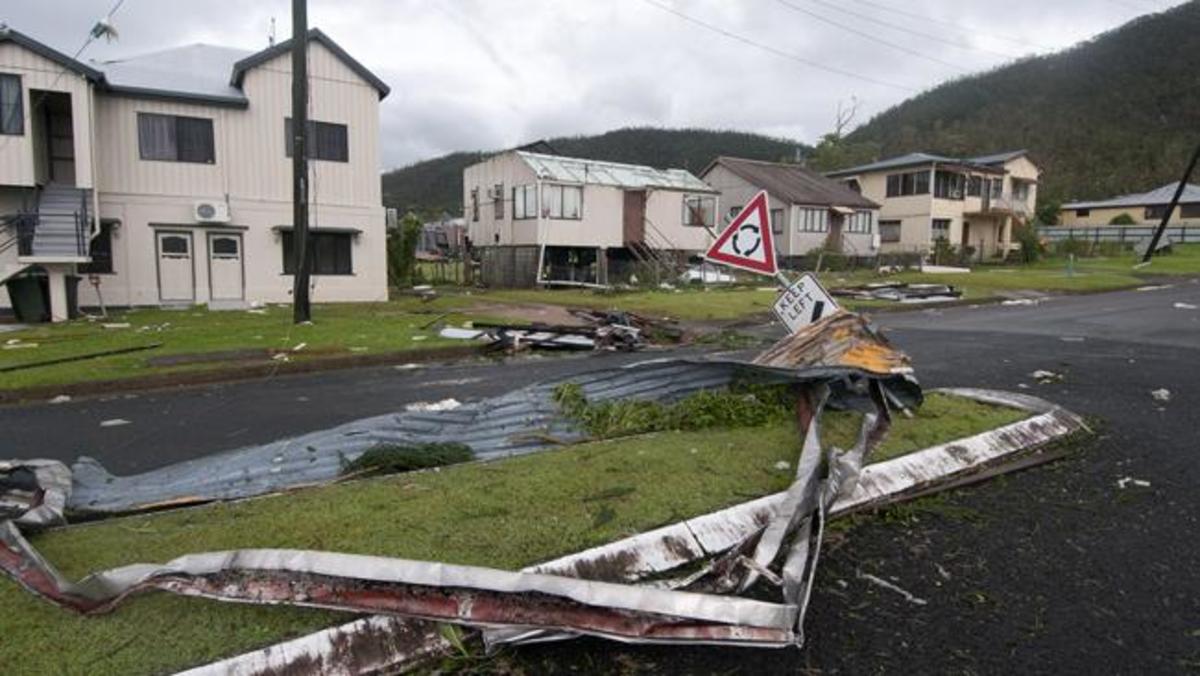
(0, 26, 390, 320)
(463, 149, 720, 287)
(825, 150, 1040, 258)
(1058, 182, 1200, 226)
(699, 156, 880, 261)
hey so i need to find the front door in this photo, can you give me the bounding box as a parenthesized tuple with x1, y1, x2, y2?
(826, 213, 844, 252)
(962, 221, 972, 248)
(44, 93, 75, 186)
(156, 231, 195, 303)
(208, 233, 244, 301)
(622, 190, 646, 245)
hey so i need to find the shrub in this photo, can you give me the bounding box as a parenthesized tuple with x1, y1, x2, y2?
(1014, 224, 1045, 263)
(342, 442, 473, 476)
(1108, 212, 1137, 226)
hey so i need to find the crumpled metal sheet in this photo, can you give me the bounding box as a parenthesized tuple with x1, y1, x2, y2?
(187, 387, 1089, 674)
(68, 326, 918, 515)
(0, 459, 70, 529)
(0, 311, 917, 657)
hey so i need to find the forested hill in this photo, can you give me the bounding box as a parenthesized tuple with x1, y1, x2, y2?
(838, 0, 1200, 208)
(381, 128, 807, 217)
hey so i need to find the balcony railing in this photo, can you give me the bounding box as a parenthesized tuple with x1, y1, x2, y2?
(970, 193, 1031, 216)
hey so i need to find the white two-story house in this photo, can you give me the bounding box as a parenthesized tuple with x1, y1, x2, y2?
(463, 149, 718, 287)
(826, 150, 1040, 258)
(0, 26, 389, 320)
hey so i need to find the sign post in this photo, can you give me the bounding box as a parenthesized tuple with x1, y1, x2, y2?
(703, 191, 840, 333)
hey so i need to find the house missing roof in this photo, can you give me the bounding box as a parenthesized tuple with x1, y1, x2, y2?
(463, 150, 719, 287)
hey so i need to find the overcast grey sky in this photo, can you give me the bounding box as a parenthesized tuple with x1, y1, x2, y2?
(3, 0, 1187, 169)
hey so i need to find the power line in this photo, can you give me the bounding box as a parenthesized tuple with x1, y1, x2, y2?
(847, 0, 1054, 51)
(799, 0, 1020, 60)
(772, 0, 970, 74)
(640, 0, 919, 92)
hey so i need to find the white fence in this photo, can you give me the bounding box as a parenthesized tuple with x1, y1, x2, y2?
(1038, 224, 1200, 244)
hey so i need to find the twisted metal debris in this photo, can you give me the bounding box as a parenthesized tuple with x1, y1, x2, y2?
(2, 310, 927, 656)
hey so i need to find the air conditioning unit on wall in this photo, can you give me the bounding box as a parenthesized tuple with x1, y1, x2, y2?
(194, 200, 231, 224)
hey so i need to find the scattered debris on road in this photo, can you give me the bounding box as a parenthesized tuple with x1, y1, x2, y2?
(1030, 370, 1064, 384)
(1150, 388, 1171, 402)
(857, 570, 929, 606)
(1172, 302, 1197, 310)
(1116, 476, 1151, 489)
(48, 395, 71, 405)
(404, 398, 462, 412)
(98, 418, 131, 428)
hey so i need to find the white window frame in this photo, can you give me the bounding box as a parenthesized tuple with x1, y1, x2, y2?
(846, 210, 873, 234)
(797, 207, 828, 233)
(513, 184, 538, 220)
(683, 195, 716, 227)
(541, 183, 582, 220)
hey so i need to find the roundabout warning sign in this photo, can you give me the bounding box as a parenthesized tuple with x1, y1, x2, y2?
(703, 190, 777, 276)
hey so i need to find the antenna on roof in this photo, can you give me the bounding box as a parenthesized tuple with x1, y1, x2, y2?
(268, 17, 277, 46)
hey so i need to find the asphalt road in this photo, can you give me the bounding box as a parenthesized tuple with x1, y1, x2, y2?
(3, 281, 1199, 672)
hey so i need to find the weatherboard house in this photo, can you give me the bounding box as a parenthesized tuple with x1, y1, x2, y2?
(462, 150, 719, 287)
(826, 150, 1040, 258)
(1058, 182, 1200, 227)
(0, 26, 389, 320)
(700, 156, 880, 260)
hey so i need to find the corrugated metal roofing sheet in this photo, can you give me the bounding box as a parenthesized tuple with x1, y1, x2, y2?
(97, 44, 250, 104)
(1062, 182, 1200, 210)
(517, 152, 715, 192)
(825, 150, 1028, 177)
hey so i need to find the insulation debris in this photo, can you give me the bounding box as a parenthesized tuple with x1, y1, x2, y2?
(832, 282, 962, 304)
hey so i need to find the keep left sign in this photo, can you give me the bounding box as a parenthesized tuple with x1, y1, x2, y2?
(773, 273, 839, 333)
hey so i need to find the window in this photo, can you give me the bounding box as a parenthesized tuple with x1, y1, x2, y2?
(967, 176, 983, 197)
(844, 179, 862, 194)
(0, 74, 22, 135)
(1075, 208, 1090, 217)
(1145, 205, 1169, 220)
(284, 118, 349, 162)
(138, 113, 215, 163)
(880, 220, 901, 243)
(683, 195, 715, 227)
(160, 234, 190, 254)
(933, 171, 964, 199)
(493, 183, 504, 219)
(541, 184, 582, 219)
(281, 231, 353, 275)
(78, 222, 114, 274)
(470, 188, 479, 222)
(846, 210, 873, 234)
(513, 184, 537, 219)
(770, 208, 784, 235)
(1012, 181, 1030, 202)
(885, 170, 930, 197)
(798, 208, 827, 233)
(211, 236, 239, 256)
(932, 218, 951, 241)
(727, 205, 742, 222)
(990, 178, 1003, 199)
(1181, 204, 1200, 219)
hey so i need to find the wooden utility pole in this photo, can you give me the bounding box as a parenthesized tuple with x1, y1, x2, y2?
(290, 0, 311, 323)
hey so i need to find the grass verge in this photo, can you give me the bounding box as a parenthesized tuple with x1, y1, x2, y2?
(0, 392, 1027, 674)
(0, 298, 480, 392)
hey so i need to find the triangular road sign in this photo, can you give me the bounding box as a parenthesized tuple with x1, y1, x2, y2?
(703, 190, 777, 275)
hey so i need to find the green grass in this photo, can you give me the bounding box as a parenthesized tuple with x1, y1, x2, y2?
(0, 392, 1026, 675)
(477, 244, 1200, 319)
(0, 298, 477, 391)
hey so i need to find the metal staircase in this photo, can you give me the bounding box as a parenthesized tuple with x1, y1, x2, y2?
(27, 183, 92, 258)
